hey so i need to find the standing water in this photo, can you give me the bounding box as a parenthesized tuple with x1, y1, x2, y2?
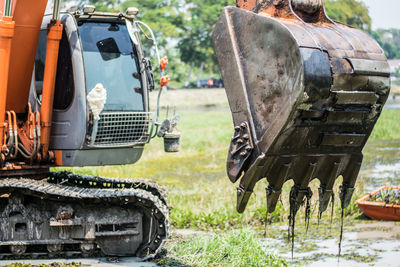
(263, 138, 400, 266)
(361, 139, 400, 191)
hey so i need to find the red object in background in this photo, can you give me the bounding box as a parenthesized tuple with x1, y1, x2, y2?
(160, 56, 168, 72)
(160, 75, 170, 88)
(356, 186, 400, 221)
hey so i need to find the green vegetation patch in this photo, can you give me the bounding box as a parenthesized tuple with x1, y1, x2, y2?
(369, 187, 400, 205)
(342, 252, 378, 263)
(370, 109, 400, 140)
(61, 105, 376, 231)
(158, 229, 287, 267)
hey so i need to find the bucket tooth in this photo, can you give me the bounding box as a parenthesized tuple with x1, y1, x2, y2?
(236, 153, 266, 213)
(318, 161, 341, 213)
(266, 161, 291, 213)
(293, 161, 317, 206)
(289, 184, 313, 217)
(340, 155, 363, 209)
(213, 0, 390, 213)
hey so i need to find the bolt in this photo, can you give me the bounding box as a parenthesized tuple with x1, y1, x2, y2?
(240, 151, 247, 157)
(243, 134, 249, 140)
(245, 146, 252, 151)
(237, 139, 244, 144)
(240, 122, 246, 129)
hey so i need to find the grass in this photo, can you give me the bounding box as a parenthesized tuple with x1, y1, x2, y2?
(60, 106, 398, 231)
(392, 80, 400, 86)
(369, 187, 400, 205)
(56, 91, 400, 266)
(158, 229, 287, 267)
(61, 104, 386, 231)
(370, 109, 400, 140)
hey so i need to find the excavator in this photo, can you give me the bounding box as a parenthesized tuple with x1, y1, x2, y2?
(0, 0, 390, 261)
(0, 0, 173, 259)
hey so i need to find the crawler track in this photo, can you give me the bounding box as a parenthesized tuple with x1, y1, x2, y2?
(0, 174, 169, 260)
(48, 171, 169, 207)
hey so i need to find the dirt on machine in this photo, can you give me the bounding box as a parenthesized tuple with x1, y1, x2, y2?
(213, 0, 390, 219)
(0, 0, 175, 259)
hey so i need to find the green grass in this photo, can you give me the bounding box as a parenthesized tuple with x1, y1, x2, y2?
(392, 80, 400, 86)
(370, 109, 400, 140)
(62, 106, 379, 231)
(56, 102, 399, 265)
(158, 229, 287, 267)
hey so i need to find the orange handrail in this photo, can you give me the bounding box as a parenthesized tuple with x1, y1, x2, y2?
(40, 19, 63, 158)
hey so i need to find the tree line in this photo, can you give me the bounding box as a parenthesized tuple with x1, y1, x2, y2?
(69, 0, 398, 88)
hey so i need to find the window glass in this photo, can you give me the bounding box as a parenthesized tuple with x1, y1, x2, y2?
(34, 30, 47, 98)
(78, 22, 143, 111)
(34, 28, 75, 110)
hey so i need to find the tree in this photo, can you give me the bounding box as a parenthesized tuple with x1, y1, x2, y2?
(395, 67, 400, 78)
(76, 0, 187, 87)
(372, 29, 400, 59)
(79, 0, 184, 45)
(325, 0, 371, 31)
(177, 0, 234, 86)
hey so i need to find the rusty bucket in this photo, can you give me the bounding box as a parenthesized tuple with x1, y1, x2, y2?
(213, 0, 390, 214)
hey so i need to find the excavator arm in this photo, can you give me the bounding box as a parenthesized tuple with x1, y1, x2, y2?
(0, 0, 62, 165)
(213, 0, 390, 215)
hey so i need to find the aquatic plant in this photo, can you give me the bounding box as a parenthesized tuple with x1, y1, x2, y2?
(369, 187, 400, 205)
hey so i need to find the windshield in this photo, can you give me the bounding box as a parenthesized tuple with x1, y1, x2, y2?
(78, 21, 144, 111)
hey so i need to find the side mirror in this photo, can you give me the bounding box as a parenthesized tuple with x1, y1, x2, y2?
(142, 58, 155, 91)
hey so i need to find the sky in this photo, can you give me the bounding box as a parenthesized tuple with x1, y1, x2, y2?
(361, 0, 400, 29)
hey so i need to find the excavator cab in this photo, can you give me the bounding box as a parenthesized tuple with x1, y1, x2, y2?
(213, 0, 390, 215)
(30, 9, 155, 166)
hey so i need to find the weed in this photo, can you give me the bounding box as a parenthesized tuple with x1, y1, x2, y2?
(370, 109, 400, 140)
(159, 229, 288, 267)
(369, 187, 400, 205)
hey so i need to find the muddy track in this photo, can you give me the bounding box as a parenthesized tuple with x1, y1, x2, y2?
(0, 175, 169, 260)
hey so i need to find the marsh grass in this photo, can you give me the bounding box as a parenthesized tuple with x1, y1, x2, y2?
(158, 229, 288, 267)
(54, 96, 399, 266)
(370, 109, 400, 140)
(60, 105, 374, 231)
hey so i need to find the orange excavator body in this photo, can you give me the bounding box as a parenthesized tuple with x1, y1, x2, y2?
(0, 0, 62, 168)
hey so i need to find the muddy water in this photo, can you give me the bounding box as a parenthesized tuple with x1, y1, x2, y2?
(261, 140, 400, 266)
(361, 139, 400, 190)
(263, 231, 400, 267)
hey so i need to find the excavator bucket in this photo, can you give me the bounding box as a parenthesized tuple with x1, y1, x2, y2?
(213, 0, 390, 214)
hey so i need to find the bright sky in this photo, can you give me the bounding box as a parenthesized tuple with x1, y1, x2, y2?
(361, 0, 400, 29)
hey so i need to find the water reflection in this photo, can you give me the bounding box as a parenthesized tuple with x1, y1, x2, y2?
(361, 139, 400, 191)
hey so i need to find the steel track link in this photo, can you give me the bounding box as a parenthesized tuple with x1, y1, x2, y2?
(0, 177, 169, 260)
(48, 171, 169, 207)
